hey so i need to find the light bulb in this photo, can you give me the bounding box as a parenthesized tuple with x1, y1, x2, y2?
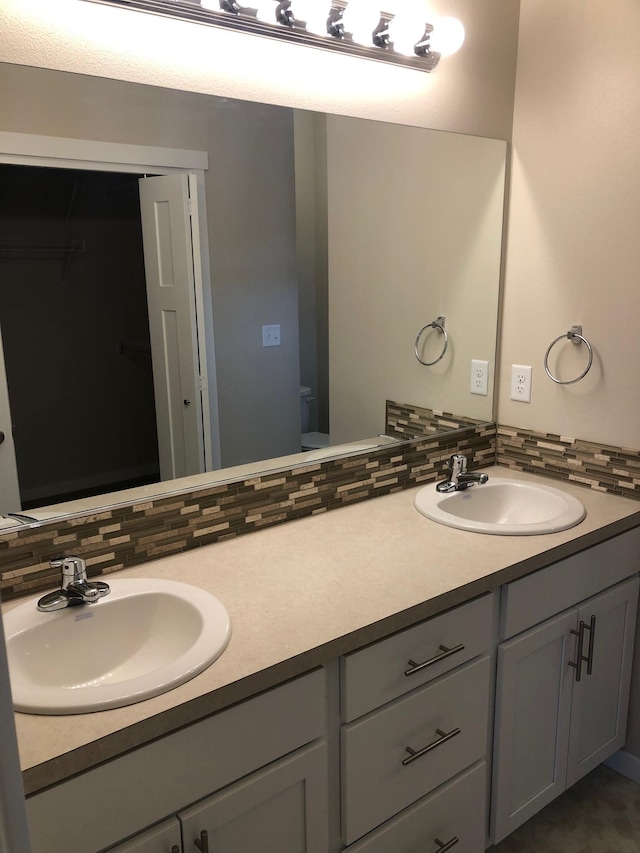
(290, 0, 332, 35)
(387, 2, 425, 56)
(341, 0, 382, 45)
(430, 16, 465, 56)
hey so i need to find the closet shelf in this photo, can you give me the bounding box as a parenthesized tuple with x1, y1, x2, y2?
(0, 239, 85, 258)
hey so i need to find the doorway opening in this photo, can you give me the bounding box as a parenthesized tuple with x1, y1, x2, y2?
(0, 164, 160, 508)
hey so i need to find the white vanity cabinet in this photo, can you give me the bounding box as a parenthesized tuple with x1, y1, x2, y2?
(340, 593, 495, 850)
(26, 670, 328, 853)
(22, 521, 640, 853)
(491, 529, 640, 844)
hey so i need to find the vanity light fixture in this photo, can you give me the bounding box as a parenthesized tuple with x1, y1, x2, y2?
(79, 0, 464, 72)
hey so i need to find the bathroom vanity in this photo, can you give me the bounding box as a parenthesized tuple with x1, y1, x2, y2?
(7, 468, 640, 853)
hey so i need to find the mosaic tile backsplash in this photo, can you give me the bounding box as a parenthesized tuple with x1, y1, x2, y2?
(496, 425, 640, 500)
(0, 422, 494, 601)
(3, 415, 640, 603)
(385, 401, 486, 439)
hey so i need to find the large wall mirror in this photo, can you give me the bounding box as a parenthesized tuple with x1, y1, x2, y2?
(0, 62, 506, 529)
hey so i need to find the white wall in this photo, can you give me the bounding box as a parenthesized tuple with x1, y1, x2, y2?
(327, 116, 506, 442)
(0, 0, 519, 140)
(498, 0, 640, 448)
(500, 0, 640, 765)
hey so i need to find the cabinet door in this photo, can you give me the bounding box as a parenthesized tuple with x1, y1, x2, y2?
(105, 818, 182, 852)
(178, 742, 327, 853)
(491, 610, 575, 844)
(567, 576, 639, 787)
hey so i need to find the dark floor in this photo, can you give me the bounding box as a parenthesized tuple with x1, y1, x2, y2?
(488, 765, 640, 853)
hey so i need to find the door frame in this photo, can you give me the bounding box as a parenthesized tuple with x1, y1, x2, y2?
(0, 130, 221, 471)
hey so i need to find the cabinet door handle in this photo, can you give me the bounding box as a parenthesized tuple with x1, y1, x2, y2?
(172, 847, 181, 853)
(584, 615, 597, 675)
(194, 830, 209, 853)
(405, 643, 465, 676)
(434, 837, 460, 852)
(402, 727, 461, 766)
(569, 621, 586, 682)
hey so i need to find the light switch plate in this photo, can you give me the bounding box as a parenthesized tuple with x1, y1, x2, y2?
(262, 325, 281, 347)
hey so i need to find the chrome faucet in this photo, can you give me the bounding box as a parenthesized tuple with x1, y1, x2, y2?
(37, 556, 110, 612)
(436, 454, 489, 493)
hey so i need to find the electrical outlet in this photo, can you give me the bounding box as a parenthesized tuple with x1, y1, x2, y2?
(470, 359, 489, 396)
(262, 324, 281, 347)
(510, 364, 532, 402)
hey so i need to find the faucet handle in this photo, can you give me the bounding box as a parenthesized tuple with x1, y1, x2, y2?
(50, 555, 88, 586)
(449, 453, 467, 475)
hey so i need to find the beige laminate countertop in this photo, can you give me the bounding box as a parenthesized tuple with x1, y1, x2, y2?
(7, 466, 640, 796)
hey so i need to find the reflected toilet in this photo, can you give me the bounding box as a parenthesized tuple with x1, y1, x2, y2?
(300, 386, 329, 451)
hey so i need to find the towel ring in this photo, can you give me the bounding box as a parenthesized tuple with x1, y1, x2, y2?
(414, 316, 448, 366)
(544, 325, 593, 385)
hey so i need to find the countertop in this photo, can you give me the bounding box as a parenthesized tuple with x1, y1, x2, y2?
(6, 466, 640, 796)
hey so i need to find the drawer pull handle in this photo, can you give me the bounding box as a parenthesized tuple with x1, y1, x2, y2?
(584, 615, 597, 675)
(569, 621, 588, 682)
(402, 727, 461, 766)
(434, 837, 460, 852)
(194, 830, 209, 853)
(405, 643, 465, 676)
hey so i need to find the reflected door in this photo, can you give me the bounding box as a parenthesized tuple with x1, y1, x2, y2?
(139, 173, 206, 481)
(0, 324, 20, 514)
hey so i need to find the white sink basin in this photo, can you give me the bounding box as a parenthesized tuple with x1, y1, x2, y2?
(414, 477, 586, 535)
(3, 578, 231, 715)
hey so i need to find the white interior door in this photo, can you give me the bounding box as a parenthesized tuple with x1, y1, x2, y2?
(0, 325, 21, 514)
(139, 173, 206, 481)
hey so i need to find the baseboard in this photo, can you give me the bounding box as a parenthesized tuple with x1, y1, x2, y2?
(605, 749, 640, 784)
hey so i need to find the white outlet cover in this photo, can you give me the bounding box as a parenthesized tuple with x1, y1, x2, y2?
(470, 359, 489, 396)
(510, 364, 532, 402)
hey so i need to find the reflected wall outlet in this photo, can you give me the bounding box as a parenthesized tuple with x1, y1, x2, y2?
(471, 359, 489, 396)
(511, 364, 532, 402)
(262, 325, 281, 347)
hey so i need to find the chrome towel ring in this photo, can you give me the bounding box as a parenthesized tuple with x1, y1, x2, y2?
(544, 325, 593, 385)
(414, 316, 448, 366)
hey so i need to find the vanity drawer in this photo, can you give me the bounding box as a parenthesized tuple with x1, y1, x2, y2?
(341, 656, 490, 845)
(341, 593, 494, 721)
(345, 761, 486, 853)
(501, 528, 640, 639)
